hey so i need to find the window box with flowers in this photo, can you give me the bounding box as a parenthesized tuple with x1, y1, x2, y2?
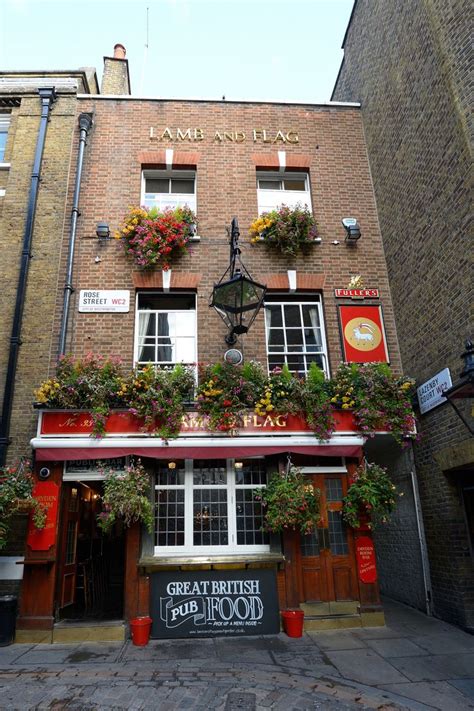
(249, 204, 319, 256)
(0, 461, 46, 550)
(114, 205, 198, 270)
(34, 358, 417, 444)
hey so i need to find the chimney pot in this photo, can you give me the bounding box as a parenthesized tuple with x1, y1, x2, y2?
(114, 44, 126, 59)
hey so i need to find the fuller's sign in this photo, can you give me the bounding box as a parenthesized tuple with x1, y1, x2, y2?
(151, 569, 279, 638)
(334, 289, 380, 299)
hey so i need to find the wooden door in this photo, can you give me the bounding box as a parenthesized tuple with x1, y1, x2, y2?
(56, 484, 81, 609)
(298, 474, 359, 602)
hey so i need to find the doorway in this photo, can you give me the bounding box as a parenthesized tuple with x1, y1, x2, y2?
(55, 482, 125, 621)
(297, 474, 358, 602)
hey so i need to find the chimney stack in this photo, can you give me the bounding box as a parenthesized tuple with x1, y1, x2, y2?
(101, 43, 131, 95)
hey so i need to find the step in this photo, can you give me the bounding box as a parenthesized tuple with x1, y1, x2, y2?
(300, 601, 359, 616)
(304, 613, 362, 631)
(52, 619, 125, 644)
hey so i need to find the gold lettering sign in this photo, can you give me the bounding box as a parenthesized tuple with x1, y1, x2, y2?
(150, 128, 299, 144)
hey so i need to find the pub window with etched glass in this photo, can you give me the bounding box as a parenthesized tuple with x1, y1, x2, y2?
(134, 292, 196, 370)
(154, 459, 269, 555)
(264, 294, 329, 377)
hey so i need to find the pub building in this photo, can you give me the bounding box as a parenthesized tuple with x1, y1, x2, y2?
(15, 46, 406, 643)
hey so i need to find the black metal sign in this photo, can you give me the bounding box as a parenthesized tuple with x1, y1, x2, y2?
(151, 569, 280, 639)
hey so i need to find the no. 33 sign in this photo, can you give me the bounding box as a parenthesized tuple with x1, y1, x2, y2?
(356, 536, 378, 584)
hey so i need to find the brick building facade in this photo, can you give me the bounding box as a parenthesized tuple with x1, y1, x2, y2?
(3, 47, 418, 642)
(332, 0, 473, 631)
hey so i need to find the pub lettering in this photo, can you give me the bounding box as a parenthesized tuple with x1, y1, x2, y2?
(150, 127, 299, 144)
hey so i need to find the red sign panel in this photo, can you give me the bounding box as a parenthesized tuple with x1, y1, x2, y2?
(356, 536, 377, 584)
(338, 305, 389, 363)
(26, 481, 59, 551)
(334, 289, 380, 299)
(39, 410, 357, 436)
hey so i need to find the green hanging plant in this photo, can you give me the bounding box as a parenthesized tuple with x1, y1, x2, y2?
(342, 461, 400, 529)
(254, 466, 321, 534)
(97, 459, 153, 535)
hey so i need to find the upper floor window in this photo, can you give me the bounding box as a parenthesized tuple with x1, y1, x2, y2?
(142, 169, 196, 212)
(0, 114, 11, 162)
(257, 171, 311, 214)
(264, 294, 329, 377)
(134, 293, 196, 369)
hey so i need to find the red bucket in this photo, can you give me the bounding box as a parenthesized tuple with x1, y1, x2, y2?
(281, 610, 304, 638)
(130, 616, 152, 646)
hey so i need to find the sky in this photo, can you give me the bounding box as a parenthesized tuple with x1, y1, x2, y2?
(0, 0, 354, 103)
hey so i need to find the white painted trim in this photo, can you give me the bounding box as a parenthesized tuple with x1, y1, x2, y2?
(0, 556, 24, 580)
(278, 151, 286, 172)
(0, 162, 11, 170)
(162, 269, 171, 292)
(287, 270, 297, 292)
(78, 95, 361, 108)
(165, 148, 173, 169)
(31, 435, 366, 449)
(0, 189, 5, 197)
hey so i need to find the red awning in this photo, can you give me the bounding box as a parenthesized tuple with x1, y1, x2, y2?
(35, 443, 362, 461)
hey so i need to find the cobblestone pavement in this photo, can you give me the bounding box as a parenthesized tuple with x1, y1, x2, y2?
(0, 599, 473, 711)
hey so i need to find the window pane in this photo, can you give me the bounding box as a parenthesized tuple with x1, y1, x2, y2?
(286, 329, 304, 350)
(236, 489, 268, 545)
(175, 338, 195, 363)
(328, 511, 348, 555)
(284, 305, 301, 328)
(325, 478, 343, 502)
(156, 462, 185, 485)
(268, 329, 285, 350)
(193, 461, 227, 485)
(138, 294, 195, 310)
(302, 305, 320, 329)
(174, 312, 195, 335)
(0, 132, 7, 161)
(171, 179, 194, 194)
(193, 490, 228, 546)
(300, 531, 320, 557)
(137, 345, 156, 362)
(156, 489, 185, 547)
(157, 343, 174, 362)
(157, 313, 172, 336)
(146, 178, 169, 193)
(265, 305, 283, 328)
(259, 180, 281, 190)
(283, 179, 306, 191)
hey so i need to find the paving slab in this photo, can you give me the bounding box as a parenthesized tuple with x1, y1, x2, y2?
(449, 678, 474, 699)
(365, 638, 429, 658)
(388, 652, 474, 682)
(325, 648, 410, 686)
(379, 680, 474, 711)
(311, 630, 368, 651)
(410, 632, 474, 654)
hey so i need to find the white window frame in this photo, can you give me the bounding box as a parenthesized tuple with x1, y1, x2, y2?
(257, 170, 312, 215)
(154, 459, 269, 557)
(0, 114, 11, 163)
(141, 169, 197, 212)
(133, 292, 197, 370)
(264, 296, 330, 378)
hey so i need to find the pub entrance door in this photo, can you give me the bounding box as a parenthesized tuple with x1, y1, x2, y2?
(297, 474, 358, 603)
(55, 482, 125, 620)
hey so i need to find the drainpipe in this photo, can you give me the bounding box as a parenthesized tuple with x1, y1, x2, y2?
(58, 112, 93, 356)
(409, 454, 433, 616)
(0, 87, 57, 467)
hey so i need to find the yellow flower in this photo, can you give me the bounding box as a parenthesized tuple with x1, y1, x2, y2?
(342, 403, 350, 409)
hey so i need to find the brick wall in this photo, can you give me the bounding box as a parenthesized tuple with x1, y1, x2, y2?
(52, 98, 402, 377)
(333, 0, 473, 630)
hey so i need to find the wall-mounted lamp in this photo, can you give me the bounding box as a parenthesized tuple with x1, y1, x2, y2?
(234, 461, 243, 470)
(96, 222, 111, 241)
(342, 218, 361, 244)
(444, 339, 474, 434)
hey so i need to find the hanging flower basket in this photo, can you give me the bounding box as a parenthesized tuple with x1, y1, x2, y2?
(97, 459, 153, 535)
(342, 461, 401, 529)
(254, 466, 321, 534)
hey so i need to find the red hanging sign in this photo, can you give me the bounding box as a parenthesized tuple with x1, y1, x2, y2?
(338, 304, 389, 363)
(356, 536, 377, 584)
(26, 481, 60, 551)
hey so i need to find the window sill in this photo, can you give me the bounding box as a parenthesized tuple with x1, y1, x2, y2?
(188, 235, 201, 242)
(139, 552, 284, 572)
(0, 162, 11, 170)
(253, 235, 322, 244)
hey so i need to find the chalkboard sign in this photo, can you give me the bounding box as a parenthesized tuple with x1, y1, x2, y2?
(151, 569, 280, 639)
